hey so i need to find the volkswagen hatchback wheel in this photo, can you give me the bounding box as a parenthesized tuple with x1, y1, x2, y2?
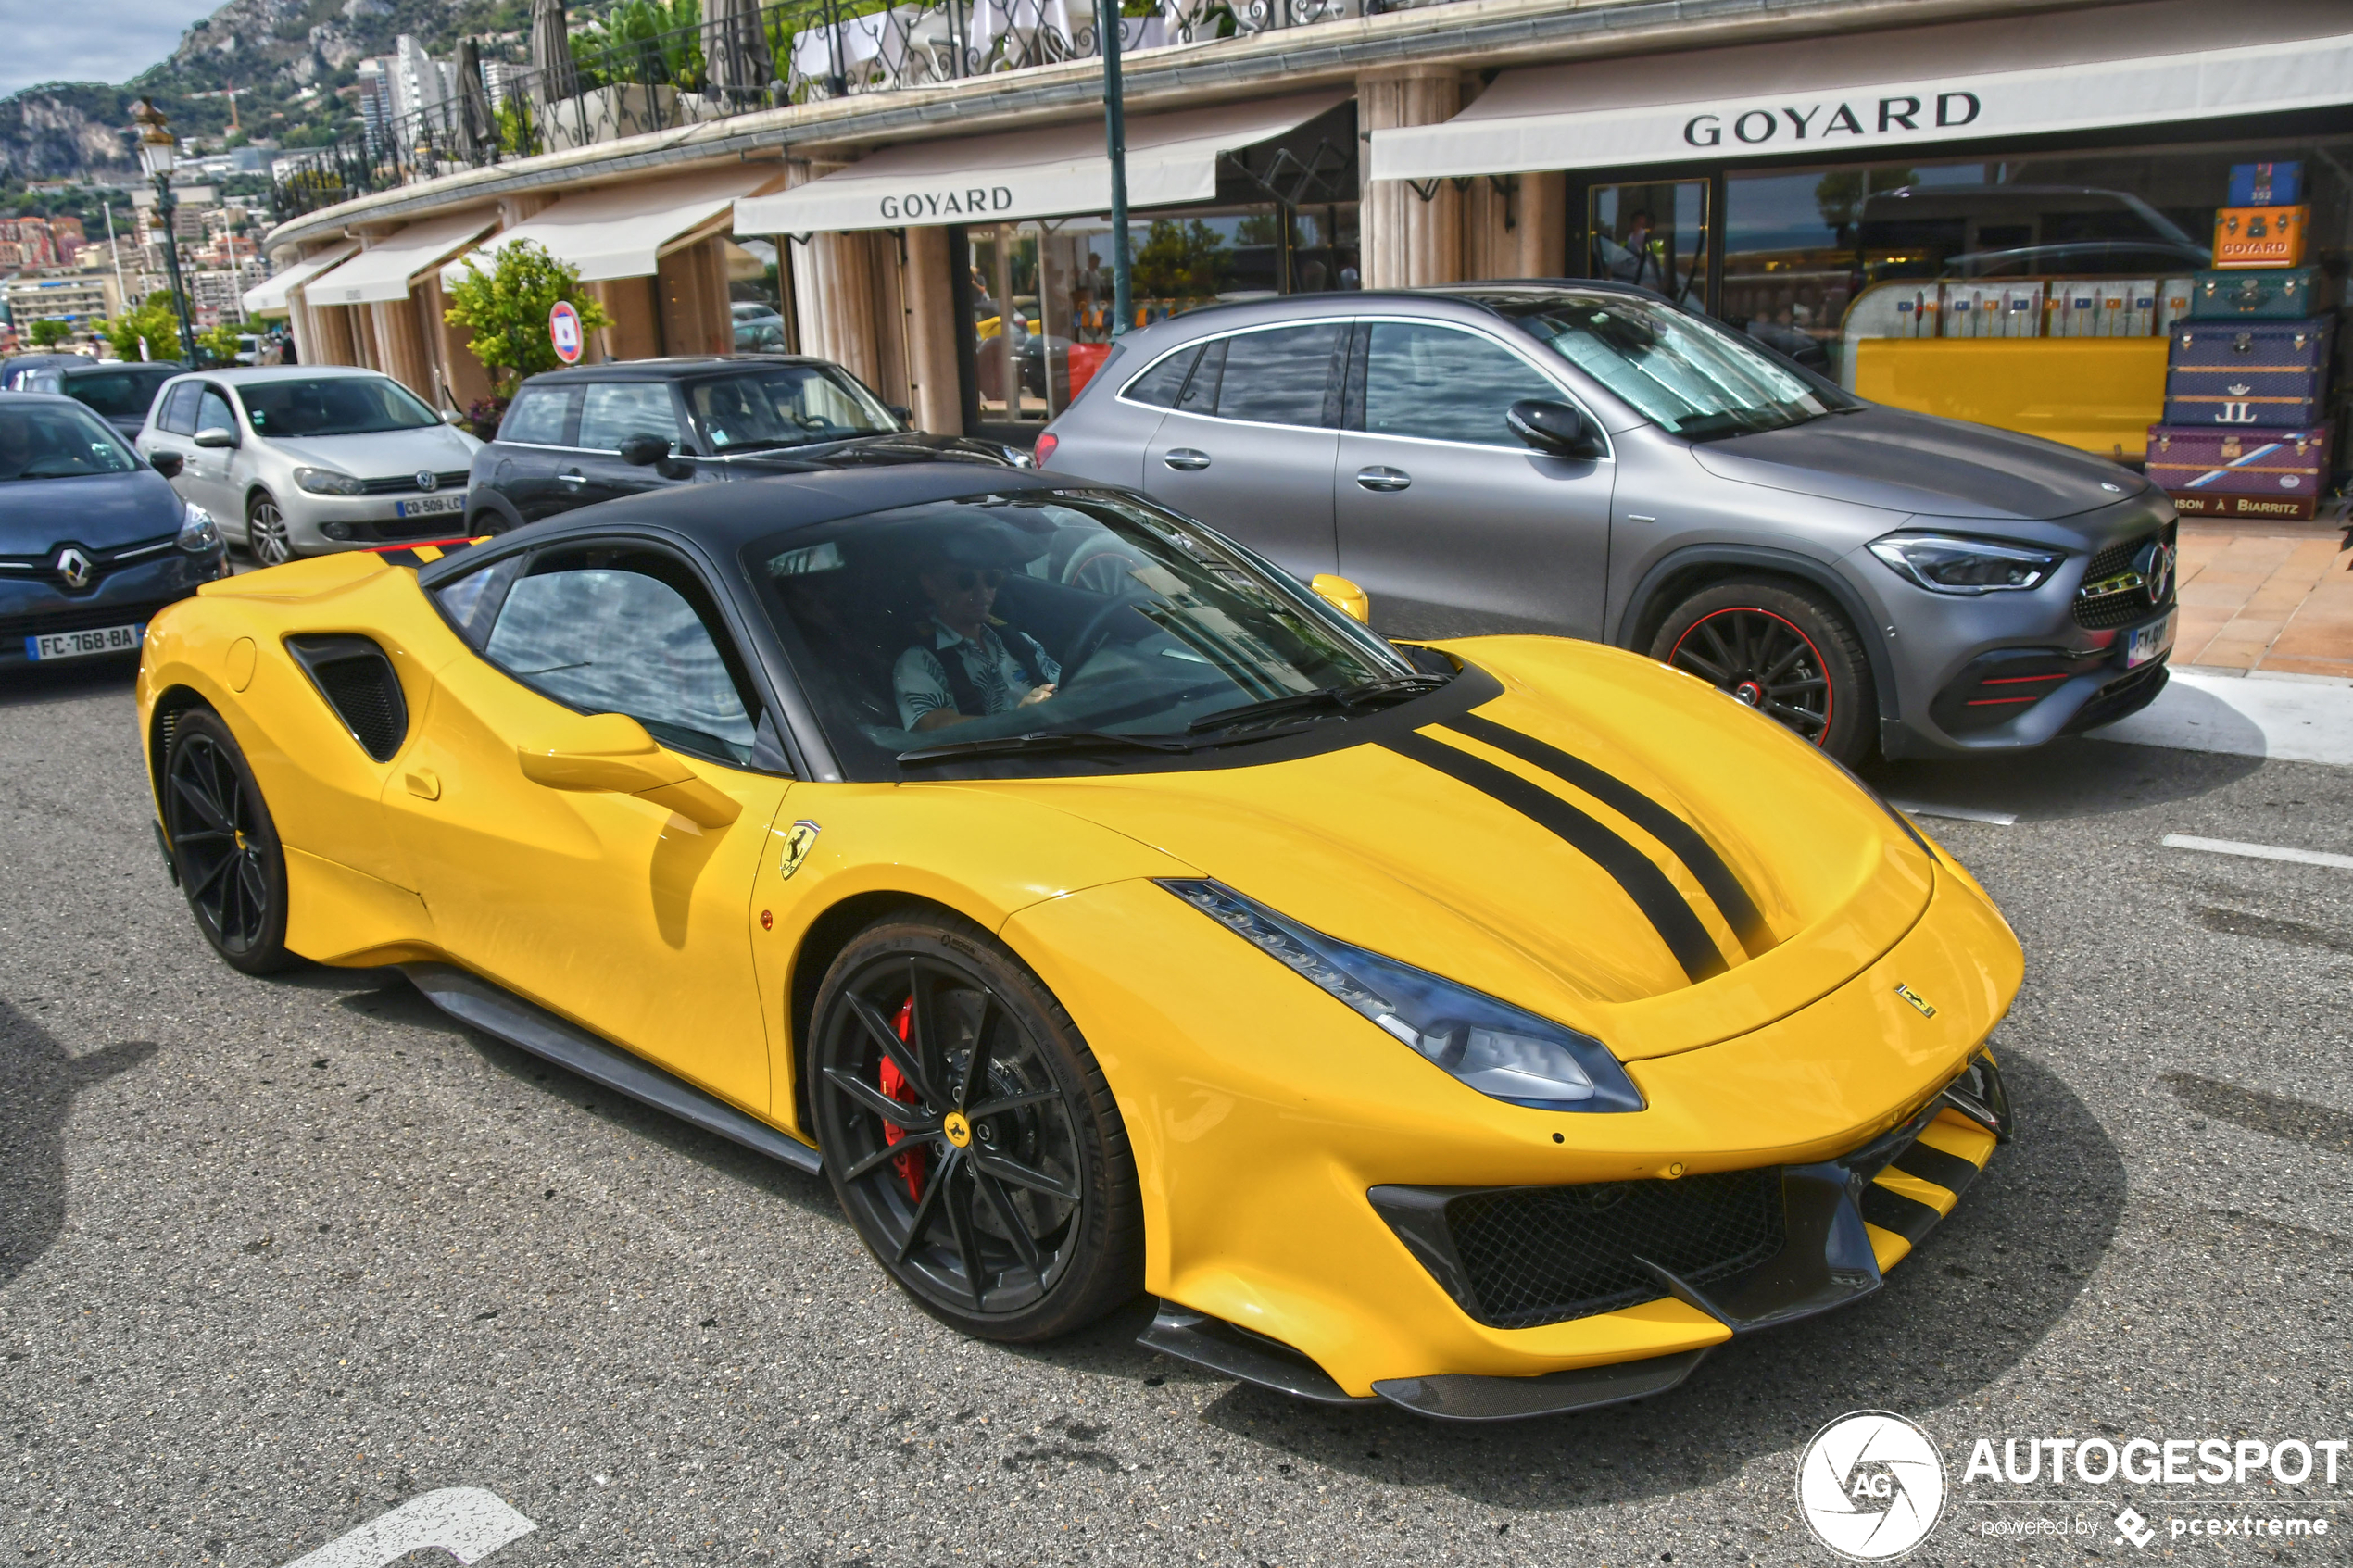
(812, 914, 1141, 1341)
(246, 494, 295, 565)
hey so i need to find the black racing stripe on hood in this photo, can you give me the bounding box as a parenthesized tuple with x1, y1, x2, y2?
(1384, 731, 1728, 985)
(1442, 712, 1771, 957)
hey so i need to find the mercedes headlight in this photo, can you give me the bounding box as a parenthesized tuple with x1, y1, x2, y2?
(1161, 880, 1643, 1112)
(176, 502, 220, 553)
(1869, 532, 2062, 594)
(293, 466, 365, 496)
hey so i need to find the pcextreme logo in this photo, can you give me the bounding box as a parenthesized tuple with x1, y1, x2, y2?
(1798, 1411, 1949, 1560)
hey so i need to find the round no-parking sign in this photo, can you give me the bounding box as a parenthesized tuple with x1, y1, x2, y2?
(548, 300, 583, 364)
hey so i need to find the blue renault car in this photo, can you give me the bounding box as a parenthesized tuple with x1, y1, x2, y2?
(0, 394, 229, 670)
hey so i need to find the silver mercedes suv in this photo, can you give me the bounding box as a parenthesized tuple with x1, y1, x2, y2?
(1035, 282, 2176, 763)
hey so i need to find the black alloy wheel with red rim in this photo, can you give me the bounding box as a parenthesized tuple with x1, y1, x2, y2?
(1650, 577, 1876, 764)
(810, 916, 1141, 1341)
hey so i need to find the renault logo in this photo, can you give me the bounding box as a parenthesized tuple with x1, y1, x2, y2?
(55, 546, 93, 589)
(415, 470, 440, 492)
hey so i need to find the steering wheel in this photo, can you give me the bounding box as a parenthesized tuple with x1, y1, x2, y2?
(1060, 592, 1152, 684)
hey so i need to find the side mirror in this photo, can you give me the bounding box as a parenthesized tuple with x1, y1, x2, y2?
(515, 711, 740, 828)
(617, 433, 691, 479)
(1505, 399, 1606, 460)
(444, 408, 468, 424)
(1309, 572, 1371, 624)
(887, 404, 912, 425)
(193, 426, 239, 450)
(149, 451, 184, 479)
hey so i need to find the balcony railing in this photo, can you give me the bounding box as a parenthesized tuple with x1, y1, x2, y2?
(271, 0, 1450, 220)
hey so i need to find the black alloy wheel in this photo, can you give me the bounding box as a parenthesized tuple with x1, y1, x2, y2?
(246, 493, 295, 566)
(163, 709, 293, 974)
(811, 914, 1141, 1341)
(1651, 577, 1876, 765)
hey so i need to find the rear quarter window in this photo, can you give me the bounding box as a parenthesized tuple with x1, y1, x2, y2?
(499, 385, 574, 445)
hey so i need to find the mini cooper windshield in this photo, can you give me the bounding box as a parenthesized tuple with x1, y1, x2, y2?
(745, 489, 1434, 777)
(1497, 291, 1856, 441)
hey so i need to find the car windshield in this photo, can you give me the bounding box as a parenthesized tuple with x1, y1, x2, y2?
(687, 366, 898, 453)
(237, 375, 442, 437)
(63, 366, 178, 420)
(743, 489, 1428, 779)
(1496, 291, 1856, 440)
(0, 404, 142, 480)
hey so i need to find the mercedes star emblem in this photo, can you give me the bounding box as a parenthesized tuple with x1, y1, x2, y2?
(55, 546, 93, 590)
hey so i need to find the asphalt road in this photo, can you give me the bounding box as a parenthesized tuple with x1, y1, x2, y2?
(5, 653, 2349, 1567)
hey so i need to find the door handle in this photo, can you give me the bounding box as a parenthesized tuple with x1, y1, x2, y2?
(1161, 448, 1211, 472)
(404, 769, 441, 801)
(559, 470, 586, 484)
(1355, 466, 1412, 493)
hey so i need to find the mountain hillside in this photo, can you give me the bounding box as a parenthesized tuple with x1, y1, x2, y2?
(0, 0, 528, 182)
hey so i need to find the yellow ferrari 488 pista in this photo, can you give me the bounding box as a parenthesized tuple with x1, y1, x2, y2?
(138, 464, 2020, 1421)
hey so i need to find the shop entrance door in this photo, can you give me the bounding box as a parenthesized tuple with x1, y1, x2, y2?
(1588, 181, 1709, 309)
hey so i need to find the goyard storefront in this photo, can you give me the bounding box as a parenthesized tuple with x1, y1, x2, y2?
(1369, 0, 2353, 490)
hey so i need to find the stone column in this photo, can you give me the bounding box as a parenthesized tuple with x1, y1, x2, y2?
(657, 237, 731, 358)
(587, 277, 661, 362)
(1358, 67, 1461, 289)
(901, 225, 962, 433)
(370, 296, 434, 399)
(1517, 172, 1568, 279)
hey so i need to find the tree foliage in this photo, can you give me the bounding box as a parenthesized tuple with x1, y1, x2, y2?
(24, 318, 70, 348)
(442, 238, 611, 395)
(197, 320, 245, 365)
(106, 295, 185, 362)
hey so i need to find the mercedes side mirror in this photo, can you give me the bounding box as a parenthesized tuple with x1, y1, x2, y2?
(192, 426, 239, 450)
(1506, 399, 1606, 460)
(149, 451, 184, 479)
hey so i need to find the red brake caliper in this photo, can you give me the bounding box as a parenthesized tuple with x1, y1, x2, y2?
(877, 997, 927, 1202)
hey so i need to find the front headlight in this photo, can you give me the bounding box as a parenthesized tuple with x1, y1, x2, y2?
(1869, 532, 2063, 594)
(293, 466, 365, 496)
(176, 502, 220, 553)
(1160, 879, 1644, 1113)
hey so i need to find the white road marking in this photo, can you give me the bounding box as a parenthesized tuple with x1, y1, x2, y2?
(1888, 799, 2018, 826)
(2092, 667, 2353, 766)
(2161, 834, 2353, 871)
(280, 1488, 535, 1568)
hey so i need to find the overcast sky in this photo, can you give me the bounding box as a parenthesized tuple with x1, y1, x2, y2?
(0, 0, 211, 98)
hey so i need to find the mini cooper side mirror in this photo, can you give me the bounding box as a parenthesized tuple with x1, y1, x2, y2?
(516, 712, 740, 829)
(149, 451, 184, 479)
(1505, 399, 1605, 460)
(192, 426, 239, 450)
(617, 433, 691, 479)
(1309, 573, 1372, 624)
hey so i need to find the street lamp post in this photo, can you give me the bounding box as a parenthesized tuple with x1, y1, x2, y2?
(1097, 0, 1132, 337)
(132, 99, 201, 366)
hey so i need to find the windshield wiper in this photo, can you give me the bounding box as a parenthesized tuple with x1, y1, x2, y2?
(1184, 675, 1449, 737)
(897, 728, 1198, 764)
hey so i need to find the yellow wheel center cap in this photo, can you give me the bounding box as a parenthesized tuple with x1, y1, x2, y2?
(942, 1110, 973, 1148)
(233, 830, 247, 851)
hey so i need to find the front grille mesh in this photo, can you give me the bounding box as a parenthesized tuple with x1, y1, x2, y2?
(359, 470, 470, 496)
(1448, 1169, 1787, 1329)
(2074, 524, 2175, 630)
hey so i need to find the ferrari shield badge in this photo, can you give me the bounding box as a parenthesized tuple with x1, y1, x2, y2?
(778, 820, 822, 881)
(1894, 984, 1936, 1019)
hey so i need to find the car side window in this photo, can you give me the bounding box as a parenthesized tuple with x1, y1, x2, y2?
(1206, 324, 1344, 428)
(574, 383, 683, 453)
(1362, 323, 1565, 447)
(157, 383, 201, 435)
(428, 552, 528, 650)
(499, 385, 574, 445)
(196, 387, 238, 435)
(481, 546, 761, 768)
(1121, 345, 1200, 408)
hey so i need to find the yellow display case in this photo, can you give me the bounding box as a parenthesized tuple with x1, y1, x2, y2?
(1851, 337, 2170, 460)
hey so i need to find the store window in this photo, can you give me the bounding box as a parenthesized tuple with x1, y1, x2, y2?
(1588, 182, 1707, 308)
(728, 238, 790, 355)
(964, 202, 1360, 428)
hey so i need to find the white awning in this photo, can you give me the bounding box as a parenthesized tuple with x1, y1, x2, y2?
(736, 92, 1349, 235)
(1369, 0, 2353, 181)
(439, 165, 780, 289)
(242, 242, 359, 317)
(307, 210, 499, 306)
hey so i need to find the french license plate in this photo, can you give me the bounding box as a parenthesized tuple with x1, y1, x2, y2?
(26, 622, 144, 661)
(396, 492, 465, 518)
(2124, 608, 2176, 669)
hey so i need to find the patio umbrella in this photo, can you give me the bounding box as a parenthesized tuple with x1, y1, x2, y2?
(454, 37, 498, 162)
(704, 0, 775, 98)
(530, 0, 580, 101)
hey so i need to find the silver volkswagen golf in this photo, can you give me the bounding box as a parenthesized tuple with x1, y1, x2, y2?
(1036, 282, 2176, 764)
(136, 367, 483, 565)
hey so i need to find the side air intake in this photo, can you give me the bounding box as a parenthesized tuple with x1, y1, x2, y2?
(285, 634, 409, 761)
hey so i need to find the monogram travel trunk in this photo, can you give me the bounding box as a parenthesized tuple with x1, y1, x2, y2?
(2161, 318, 2334, 428)
(2184, 267, 2334, 320)
(2146, 426, 2332, 521)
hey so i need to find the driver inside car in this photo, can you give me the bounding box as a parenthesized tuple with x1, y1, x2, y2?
(893, 534, 1062, 732)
